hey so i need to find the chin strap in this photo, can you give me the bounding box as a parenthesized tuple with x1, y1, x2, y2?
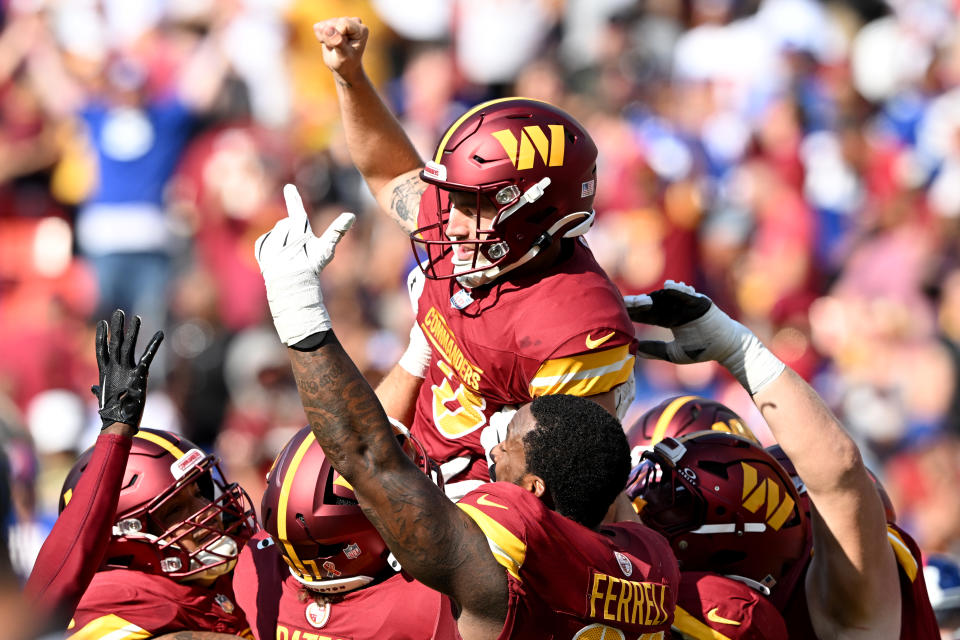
(723, 573, 775, 596)
(456, 208, 596, 288)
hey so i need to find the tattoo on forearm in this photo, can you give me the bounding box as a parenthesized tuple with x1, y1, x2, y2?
(287, 340, 506, 611)
(390, 175, 426, 234)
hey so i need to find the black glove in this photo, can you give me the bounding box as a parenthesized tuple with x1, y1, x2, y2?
(90, 310, 163, 430)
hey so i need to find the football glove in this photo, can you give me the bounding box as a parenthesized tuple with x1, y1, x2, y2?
(626, 280, 785, 395)
(255, 184, 355, 346)
(90, 309, 163, 430)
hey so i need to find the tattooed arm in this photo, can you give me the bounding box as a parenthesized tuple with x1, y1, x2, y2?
(288, 334, 508, 639)
(315, 17, 424, 232)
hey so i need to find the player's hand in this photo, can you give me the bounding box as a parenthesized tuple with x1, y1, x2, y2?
(255, 184, 355, 346)
(314, 17, 368, 83)
(628, 280, 784, 394)
(91, 310, 163, 431)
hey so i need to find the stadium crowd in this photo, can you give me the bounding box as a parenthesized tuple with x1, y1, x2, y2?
(2, 0, 960, 637)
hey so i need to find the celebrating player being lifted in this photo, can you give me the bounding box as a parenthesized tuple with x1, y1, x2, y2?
(312, 16, 637, 497)
(254, 183, 679, 640)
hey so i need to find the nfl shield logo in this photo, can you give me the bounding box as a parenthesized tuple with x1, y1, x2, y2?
(214, 593, 235, 614)
(344, 543, 361, 559)
(450, 288, 474, 310)
(305, 600, 331, 629)
(614, 551, 633, 577)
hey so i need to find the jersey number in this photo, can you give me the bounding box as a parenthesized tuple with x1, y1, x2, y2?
(571, 625, 663, 640)
(432, 377, 487, 438)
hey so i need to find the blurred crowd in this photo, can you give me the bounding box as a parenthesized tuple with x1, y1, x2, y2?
(2, 0, 960, 616)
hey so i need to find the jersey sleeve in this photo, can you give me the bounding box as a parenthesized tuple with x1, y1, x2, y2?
(528, 336, 635, 397)
(26, 433, 133, 622)
(671, 572, 788, 640)
(69, 579, 179, 639)
(456, 484, 529, 582)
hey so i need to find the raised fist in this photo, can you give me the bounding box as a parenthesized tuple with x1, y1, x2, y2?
(314, 17, 368, 83)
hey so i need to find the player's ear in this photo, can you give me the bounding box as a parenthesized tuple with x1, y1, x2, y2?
(520, 473, 547, 498)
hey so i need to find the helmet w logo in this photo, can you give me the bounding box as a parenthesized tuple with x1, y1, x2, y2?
(740, 462, 795, 530)
(491, 125, 565, 170)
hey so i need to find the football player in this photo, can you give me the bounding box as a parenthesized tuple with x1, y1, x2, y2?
(254, 189, 680, 639)
(626, 281, 939, 639)
(27, 309, 257, 639)
(23, 309, 166, 634)
(60, 427, 258, 639)
(313, 17, 637, 496)
(233, 425, 458, 640)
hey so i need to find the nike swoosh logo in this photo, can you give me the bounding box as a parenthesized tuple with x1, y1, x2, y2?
(476, 494, 508, 510)
(585, 331, 616, 349)
(706, 608, 742, 626)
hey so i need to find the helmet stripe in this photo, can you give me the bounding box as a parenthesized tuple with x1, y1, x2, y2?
(651, 396, 696, 445)
(277, 430, 317, 576)
(432, 96, 553, 163)
(134, 430, 186, 459)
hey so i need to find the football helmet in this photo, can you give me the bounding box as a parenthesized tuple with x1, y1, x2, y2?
(261, 422, 440, 594)
(626, 396, 760, 467)
(59, 428, 257, 581)
(414, 97, 598, 288)
(766, 443, 897, 524)
(629, 432, 807, 595)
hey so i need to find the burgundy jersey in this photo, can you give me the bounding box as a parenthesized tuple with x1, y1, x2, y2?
(781, 523, 939, 639)
(67, 569, 251, 639)
(233, 532, 459, 640)
(458, 482, 679, 639)
(414, 186, 637, 482)
(670, 572, 787, 640)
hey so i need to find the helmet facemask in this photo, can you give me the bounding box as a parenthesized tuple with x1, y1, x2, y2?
(413, 97, 599, 289)
(114, 454, 256, 582)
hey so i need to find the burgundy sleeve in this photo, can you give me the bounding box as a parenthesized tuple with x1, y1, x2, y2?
(24, 433, 132, 619)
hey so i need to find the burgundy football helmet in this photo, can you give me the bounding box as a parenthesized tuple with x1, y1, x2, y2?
(59, 428, 257, 581)
(261, 423, 440, 594)
(414, 97, 598, 287)
(628, 432, 807, 596)
(765, 443, 897, 524)
(626, 396, 760, 467)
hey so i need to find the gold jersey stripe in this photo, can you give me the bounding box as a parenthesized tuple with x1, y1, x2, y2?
(458, 502, 526, 581)
(534, 344, 632, 380)
(67, 614, 151, 640)
(671, 606, 733, 640)
(529, 352, 634, 397)
(887, 526, 918, 582)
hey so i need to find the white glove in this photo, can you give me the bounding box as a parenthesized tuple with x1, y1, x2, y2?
(255, 184, 355, 346)
(398, 322, 432, 378)
(627, 280, 785, 395)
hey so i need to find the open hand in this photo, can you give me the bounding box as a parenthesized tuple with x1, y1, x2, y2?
(91, 310, 163, 430)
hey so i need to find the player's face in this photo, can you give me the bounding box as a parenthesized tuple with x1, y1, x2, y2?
(151, 481, 215, 552)
(489, 405, 536, 484)
(444, 190, 497, 263)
